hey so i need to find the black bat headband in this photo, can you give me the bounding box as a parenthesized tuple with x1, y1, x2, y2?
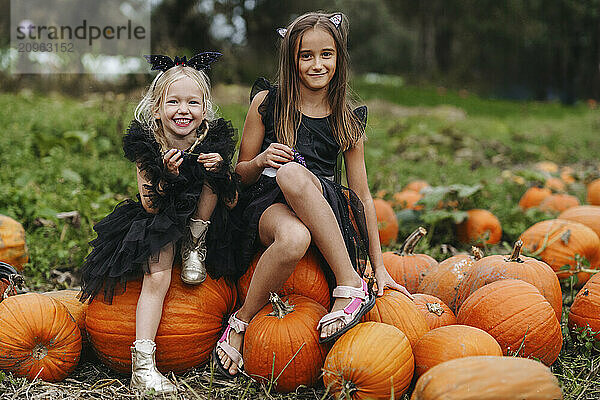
(143, 52, 222, 72)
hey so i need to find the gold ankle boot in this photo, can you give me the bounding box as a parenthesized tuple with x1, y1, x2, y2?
(130, 340, 177, 395)
(181, 218, 210, 284)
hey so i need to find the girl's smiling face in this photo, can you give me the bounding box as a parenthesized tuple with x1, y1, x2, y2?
(155, 76, 206, 140)
(297, 27, 337, 91)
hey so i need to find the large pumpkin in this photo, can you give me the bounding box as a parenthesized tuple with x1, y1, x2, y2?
(587, 178, 600, 205)
(456, 209, 502, 245)
(243, 294, 328, 392)
(382, 227, 438, 293)
(44, 290, 88, 343)
(539, 193, 580, 213)
(412, 325, 502, 377)
(412, 294, 456, 329)
(373, 198, 398, 246)
(323, 322, 414, 399)
(411, 356, 563, 400)
(519, 219, 600, 285)
(455, 240, 562, 320)
(568, 272, 600, 349)
(0, 293, 81, 382)
(559, 205, 600, 239)
(519, 186, 552, 210)
(362, 289, 429, 347)
(237, 247, 330, 309)
(417, 247, 483, 313)
(0, 215, 29, 271)
(457, 279, 562, 365)
(86, 265, 236, 374)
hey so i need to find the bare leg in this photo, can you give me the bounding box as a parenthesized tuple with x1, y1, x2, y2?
(276, 163, 362, 338)
(136, 242, 174, 340)
(216, 203, 311, 375)
(193, 183, 218, 220)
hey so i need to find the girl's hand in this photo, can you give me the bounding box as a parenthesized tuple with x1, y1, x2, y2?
(258, 143, 294, 169)
(197, 152, 223, 172)
(374, 266, 414, 300)
(164, 149, 184, 176)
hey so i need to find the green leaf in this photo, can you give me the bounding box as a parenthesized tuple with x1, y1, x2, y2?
(61, 168, 82, 184)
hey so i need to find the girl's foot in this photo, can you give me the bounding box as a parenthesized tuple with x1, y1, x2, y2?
(213, 312, 249, 377)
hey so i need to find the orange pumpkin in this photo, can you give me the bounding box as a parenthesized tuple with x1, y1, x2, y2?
(457, 279, 562, 365)
(323, 322, 414, 399)
(412, 325, 502, 377)
(0, 215, 29, 271)
(587, 178, 600, 205)
(520, 219, 600, 285)
(568, 272, 600, 348)
(560, 166, 576, 184)
(237, 247, 330, 309)
(0, 293, 81, 382)
(539, 193, 580, 213)
(244, 294, 328, 392)
(412, 294, 456, 329)
(373, 198, 398, 246)
(382, 227, 438, 293)
(545, 177, 566, 192)
(455, 240, 562, 320)
(411, 356, 563, 400)
(44, 290, 89, 343)
(392, 190, 423, 210)
(404, 179, 430, 193)
(417, 247, 483, 313)
(456, 209, 502, 245)
(86, 265, 236, 374)
(362, 289, 429, 347)
(534, 161, 559, 173)
(518, 187, 552, 210)
(559, 205, 600, 238)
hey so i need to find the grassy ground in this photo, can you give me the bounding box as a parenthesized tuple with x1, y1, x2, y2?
(1, 78, 599, 398)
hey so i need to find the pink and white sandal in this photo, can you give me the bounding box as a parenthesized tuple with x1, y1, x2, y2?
(212, 311, 248, 378)
(317, 278, 375, 343)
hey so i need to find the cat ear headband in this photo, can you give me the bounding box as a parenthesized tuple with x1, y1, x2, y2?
(144, 52, 222, 72)
(277, 13, 342, 38)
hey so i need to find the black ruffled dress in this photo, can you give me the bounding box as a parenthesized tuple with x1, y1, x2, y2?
(234, 78, 370, 287)
(80, 118, 239, 304)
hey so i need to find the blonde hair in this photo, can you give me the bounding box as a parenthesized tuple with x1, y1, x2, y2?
(276, 11, 363, 151)
(134, 66, 216, 151)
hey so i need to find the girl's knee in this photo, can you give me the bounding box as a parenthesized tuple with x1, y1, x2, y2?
(276, 163, 312, 195)
(142, 269, 172, 294)
(275, 224, 311, 262)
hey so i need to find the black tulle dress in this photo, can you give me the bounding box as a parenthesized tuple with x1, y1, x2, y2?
(80, 119, 239, 304)
(234, 78, 370, 287)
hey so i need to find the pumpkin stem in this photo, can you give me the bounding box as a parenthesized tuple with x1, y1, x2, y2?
(31, 343, 48, 360)
(426, 302, 445, 316)
(470, 246, 484, 261)
(395, 227, 427, 256)
(267, 293, 295, 318)
(505, 240, 524, 263)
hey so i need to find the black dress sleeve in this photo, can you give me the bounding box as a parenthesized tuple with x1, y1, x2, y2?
(353, 105, 368, 135)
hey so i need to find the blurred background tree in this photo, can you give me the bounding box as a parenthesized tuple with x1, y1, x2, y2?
(1, 0, 599, 101)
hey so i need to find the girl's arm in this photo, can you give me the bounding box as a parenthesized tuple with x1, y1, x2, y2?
(344, 139, 413, 298)
(236, 90, 293, 186)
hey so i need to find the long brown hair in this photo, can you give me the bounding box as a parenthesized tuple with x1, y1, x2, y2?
(276, 12, 364, 151)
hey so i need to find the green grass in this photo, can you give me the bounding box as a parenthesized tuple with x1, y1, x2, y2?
(1, 80, 599, 398)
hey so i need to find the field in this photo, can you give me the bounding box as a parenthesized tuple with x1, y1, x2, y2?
(0, 77, 599, 399)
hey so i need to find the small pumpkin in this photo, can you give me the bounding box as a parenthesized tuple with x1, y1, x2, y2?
(412, 294, 456, 329)
(362, 289, 429, 347)
(539, 193, 580, 213)
(456, 209, 502, 246)
(568, 272, 600, 349)
(323, 322, 414, 399)
(0, 215, 29, 271)
(86, 265, 236, 374)
(534, 161, 559, 174)
(244, 294, 328, 392)
(412, 325, 502, 377)
(560, 166, 576, 184)
(404, 179, 430, 193)
(237, 247, 330, 309)
(373, 198, 398, 246)
(545, 177, 567, 192)
(44, 290, 88, 342)
(559, 205, 600, 239)
(382, 227, 438, 293)
(457, 279, 562, 365)
(587, 178, 600, 205)
(417, 247, 483, 313)
(519, 219, 600, 285)
(392, 190, 423, 210)
(519, 187, 552, 210)
(411, 356, 563, 400)
(0, 293, 81, 382)
(455, 240, 562, 320)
